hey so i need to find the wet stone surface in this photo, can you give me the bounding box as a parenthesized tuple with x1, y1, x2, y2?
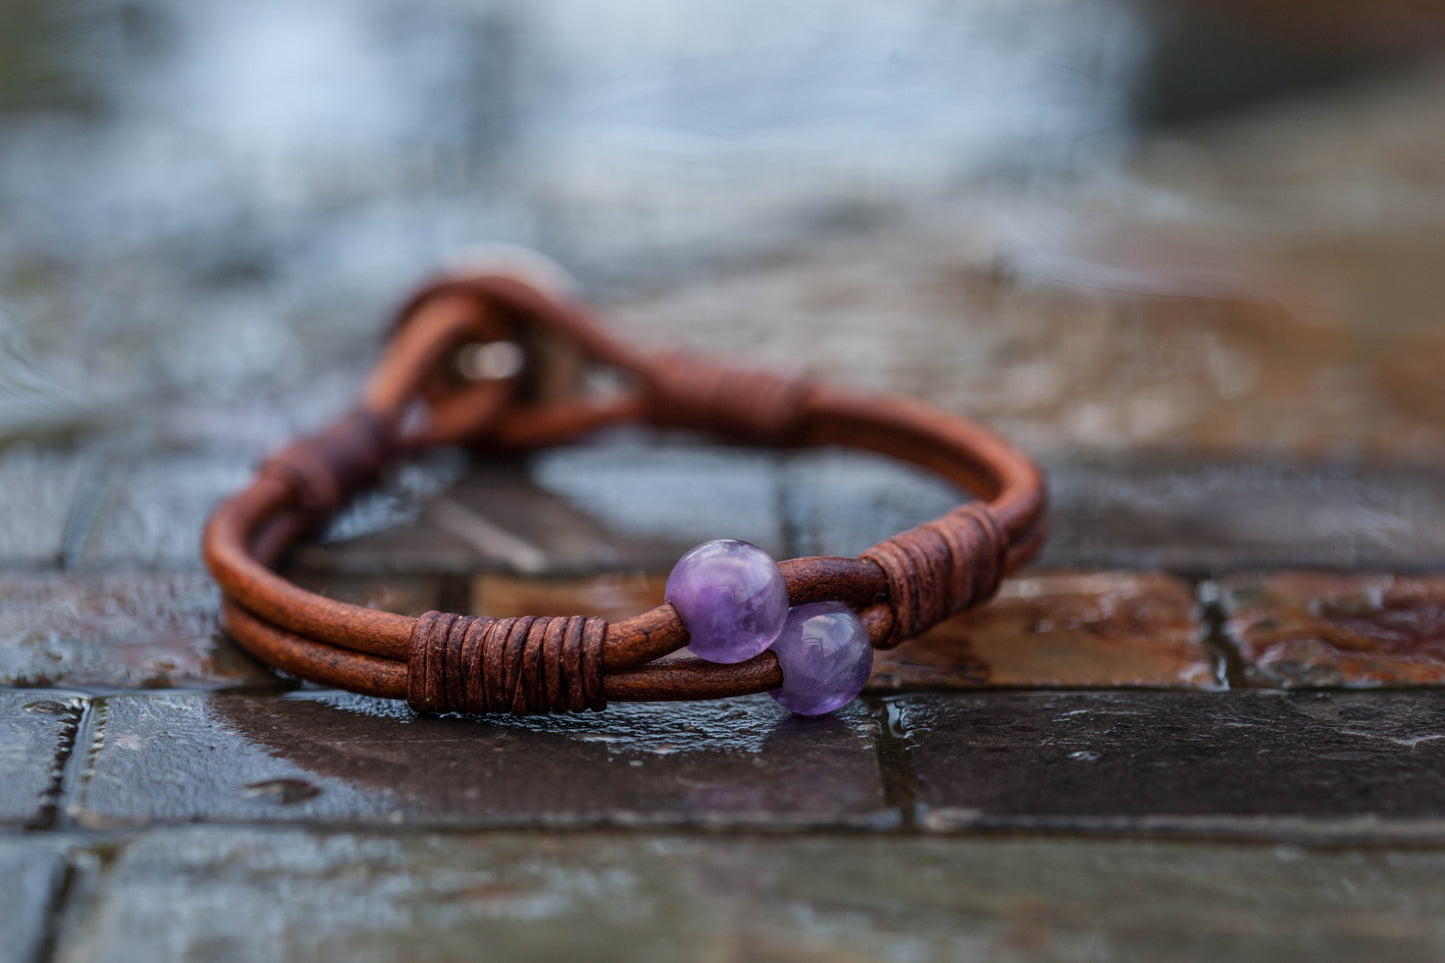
(0, 839, 67, 963)
(1036, 456, 1445, 572)
(0, 689, 84, 827)
(73, 451, 255, 570)
(297, 445, 778, 577)
(782, 450, 960, 558)
(0, 574, 275, 689)
(1222, 573, 1445, 688)
(0, 443, 89, 568)
(902, 690, 1445, 838)
(871, 572, 1217, 691)
(780, 450, 1445, 572)
(473, 572, 666, 623)
(55, 828, 1445, 963)
(529, 444, 788, 560)
(286, 573, 445, 621)
(74, 692, 890, 830)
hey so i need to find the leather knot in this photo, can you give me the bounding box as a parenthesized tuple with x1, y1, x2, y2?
(407, 611, 606, 715)
(861, 502, 1006, 648)
(259, 410, 391, 522)
(643, 353, 808, 444)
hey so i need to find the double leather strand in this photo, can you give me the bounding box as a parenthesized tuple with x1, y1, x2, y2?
(203, 269, 1047, 715)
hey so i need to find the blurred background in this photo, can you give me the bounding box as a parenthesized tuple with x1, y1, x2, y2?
(3, 0, 1445, 494)
(11, 9, 1445, 956)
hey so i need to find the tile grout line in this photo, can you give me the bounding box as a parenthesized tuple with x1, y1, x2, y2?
(27, 697, 87, 833)
(50, 697, 107, 834)
(868, 696, 919, 832)
(57, 448, 116, 572)
(1190, 575, 1248, 690)
(31, 854, 80, 963)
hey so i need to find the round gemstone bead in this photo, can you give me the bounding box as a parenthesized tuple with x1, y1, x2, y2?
(768, 601, 873, 716)
(665, 539, 789, 664)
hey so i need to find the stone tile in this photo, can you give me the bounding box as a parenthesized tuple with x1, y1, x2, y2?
(0, 443, 87, 568)
(528, 443, 787, 559)
(0, 574, 276, 689)
(1040, 455, 1445, 571)
(782, 450, 960, 558)
(1221, 573, 1445, 688)
(470, 570, 1215, 691)
(74, 451, 255, 570)
(80, 448, 468, 574)
(871, 572, 1216, 691)
(287, 573, 443, 620)
(74, 691, 889, 829)
(298, 447, 739, 577)
(0, 839, 66, 963)
(474, 572, 666, 622)
(902, 690, 1445, 839)
(57, 828, 1445, 963)
(784, 450, 1445, 572)
(0, 689, 84, 827)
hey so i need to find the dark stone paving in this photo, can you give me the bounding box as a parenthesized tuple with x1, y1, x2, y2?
(4, 16, 1445, 957)
(0, 839, 66, 963)
(0, 444, 89, 569)
(0, 574, 275, 689)
(74, 692, 890, 830)
(54, 828, 1445, 963)
(0, 690, 83, 827)
(1041, 456, 1445, 572)
(525, 444, 788, 560)
(73, 452, 255, 570)
(901, 691, 1445, 838)
(298, 451, 713, 577)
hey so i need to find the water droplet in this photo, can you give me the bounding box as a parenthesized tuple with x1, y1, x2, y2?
(243, 778, 320, 804)
(24, 700, 74, 715)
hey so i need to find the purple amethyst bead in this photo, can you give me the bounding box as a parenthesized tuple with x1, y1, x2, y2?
(665, 539, 789, 664)
(768, 601, 873, 716)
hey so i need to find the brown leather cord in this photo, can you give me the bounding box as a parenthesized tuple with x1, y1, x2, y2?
(406, 611, 607, 715)
(202, 266, 1048, 715)
(861, 502, 1006, 648)
(641, 353, 810, 445)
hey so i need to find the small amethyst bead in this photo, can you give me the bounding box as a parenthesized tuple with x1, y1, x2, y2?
(665, 539, 789, 664)
(768, 601, 873, 716)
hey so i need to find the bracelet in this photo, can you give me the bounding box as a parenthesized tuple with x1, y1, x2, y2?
(203, 261, 1047, 718)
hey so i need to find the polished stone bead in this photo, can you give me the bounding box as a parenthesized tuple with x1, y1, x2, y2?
(769, 602, 873, 716)
(665, 539, 789, 664)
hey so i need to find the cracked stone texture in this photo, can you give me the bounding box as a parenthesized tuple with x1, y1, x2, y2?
(1222, 573, 1445, 688)
(872, 572, 1216, 690)
(0, 839, 67, 963)
(902, 690, 1445, 838)
(74, 692, 889, 830)
(56, 828, 1445, 963)
(0, 574, 275, 689)
(0, 689, 83, 827)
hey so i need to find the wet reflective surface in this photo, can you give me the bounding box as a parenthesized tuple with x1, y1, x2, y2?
(7, 2, 1445, 960)
(77, 692, 890, 829)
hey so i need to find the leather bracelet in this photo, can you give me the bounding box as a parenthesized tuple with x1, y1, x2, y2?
(203, 261, 1047, 717)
